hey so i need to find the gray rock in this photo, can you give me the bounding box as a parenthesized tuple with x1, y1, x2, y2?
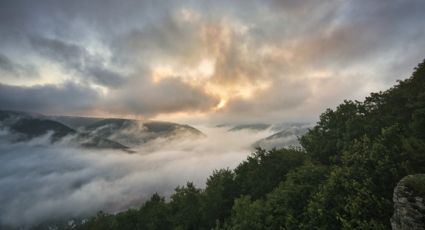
(391, 174, 425, 230)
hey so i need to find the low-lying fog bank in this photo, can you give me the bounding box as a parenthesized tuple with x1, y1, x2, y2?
(0, 126, 273, 227)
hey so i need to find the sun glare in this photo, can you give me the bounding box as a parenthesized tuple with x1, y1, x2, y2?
(215, 98, 227, 110)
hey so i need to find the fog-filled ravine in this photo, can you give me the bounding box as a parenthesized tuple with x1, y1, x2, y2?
(0, 111, 308, 227)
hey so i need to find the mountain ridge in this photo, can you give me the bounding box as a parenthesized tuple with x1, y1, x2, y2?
(0, 110, 205, 151)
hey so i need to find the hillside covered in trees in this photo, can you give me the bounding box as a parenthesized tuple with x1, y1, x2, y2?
(43, 60, 425, 229)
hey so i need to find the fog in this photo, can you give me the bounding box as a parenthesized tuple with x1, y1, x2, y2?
(0, 126, 273, 227)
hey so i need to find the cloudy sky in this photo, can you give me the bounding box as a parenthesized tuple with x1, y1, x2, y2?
(1, 0, 424, 124)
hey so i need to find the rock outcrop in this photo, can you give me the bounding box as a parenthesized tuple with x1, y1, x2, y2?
(391, 174, 425, 230)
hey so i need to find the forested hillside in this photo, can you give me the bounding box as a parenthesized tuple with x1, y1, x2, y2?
(51, 60, 425, 230)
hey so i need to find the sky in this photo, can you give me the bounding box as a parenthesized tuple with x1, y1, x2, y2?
(1, 0, 424, 124)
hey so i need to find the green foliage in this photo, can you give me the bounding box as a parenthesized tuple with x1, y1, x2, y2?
(226, 196, 266, 230)
(201, 169, 238, 228)
(69, 60, 425, 230)
(234, 148, 306, 199)
(305, 132, 401, 230)
(300, 101, 367, 165)
(170, 182, 202, 230)
(81, 211, 117, 230)
(404, 174, 425, 196)
(137, 193, 171, 230)
(76, 194, 171, 230)
(265, 163, 330, 229)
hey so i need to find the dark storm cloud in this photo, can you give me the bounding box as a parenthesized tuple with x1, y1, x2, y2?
(0, 54, 15, 72)
(110, 15, 202, 66)
(0, 53, 38, 79)
(0, 83, 100, 114)
(30, 37, 85, 68)
(30, 36, 125, 86)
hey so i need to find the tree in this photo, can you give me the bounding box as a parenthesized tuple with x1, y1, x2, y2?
(234, 148, 306, 199)
(305, 127, 405, 229)
(265, 163, 329, 229)
(137, 193, 171, 230)
(201, 169, 238, 228)
(225, 196, 266, 230)
(169, 182, 202, 230)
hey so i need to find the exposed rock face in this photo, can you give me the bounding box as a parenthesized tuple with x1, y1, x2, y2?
(391, 174, 425, 230)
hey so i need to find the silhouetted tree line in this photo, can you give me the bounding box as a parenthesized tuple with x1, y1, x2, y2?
(49, 60, 425, 229)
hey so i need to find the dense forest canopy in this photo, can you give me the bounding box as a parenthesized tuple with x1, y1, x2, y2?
(32, 60, 425, 229)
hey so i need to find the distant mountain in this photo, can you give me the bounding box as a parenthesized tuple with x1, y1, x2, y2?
(10, 118, 76, 141)
(254, 124, 312, 150)
(50, 116, 104, 129)
(269, 122, 313, 132)
(218, 122, 311, 133)
(229, 123, 271, 132)
(0, 110, 73, 141)
(0, 110, 205, 150)
(214, 122, 312, 150)
(82, 118, 205, 147)
(216, 123, 271, 131)
(0, 110, 130, 151)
